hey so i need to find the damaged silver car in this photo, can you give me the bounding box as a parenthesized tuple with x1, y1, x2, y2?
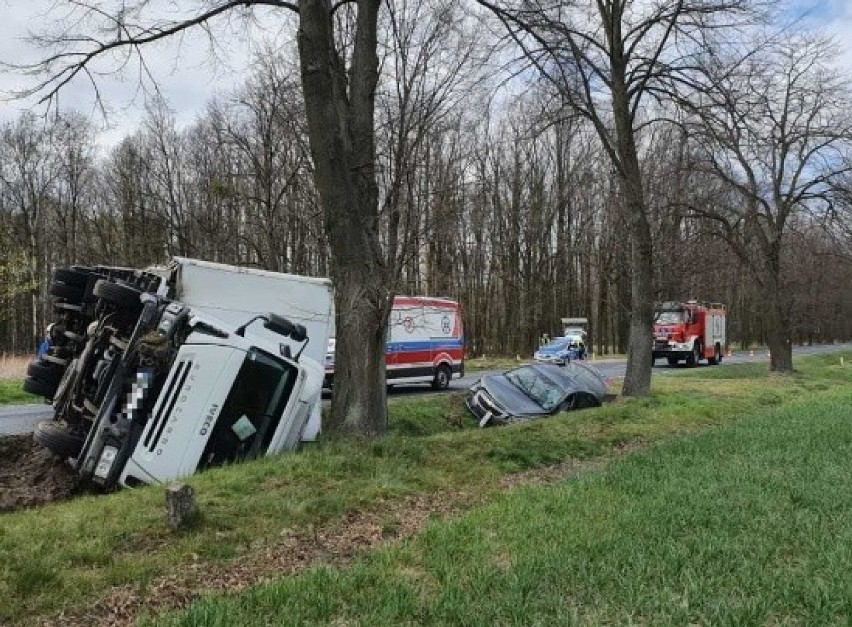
(465, 362, 608, 427)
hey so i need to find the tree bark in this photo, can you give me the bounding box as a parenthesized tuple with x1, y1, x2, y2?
(298, 0, 390, 437)
(612, 65, 653, 396)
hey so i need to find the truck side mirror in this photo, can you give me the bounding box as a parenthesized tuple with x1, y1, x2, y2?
(290, 323, 307, 342)
(264, 313, 296, 337)
(264, 313, 308, 342)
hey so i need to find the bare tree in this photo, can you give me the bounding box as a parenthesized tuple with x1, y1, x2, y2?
(474, 0, 753, 395)
(678, 33, 852, 371)
(16, 0, 391, 437)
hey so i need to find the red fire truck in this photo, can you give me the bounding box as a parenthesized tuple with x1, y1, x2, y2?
(652, 301, 726, 367)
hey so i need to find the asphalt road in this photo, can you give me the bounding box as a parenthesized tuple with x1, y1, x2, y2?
(3, 342, 850, 435)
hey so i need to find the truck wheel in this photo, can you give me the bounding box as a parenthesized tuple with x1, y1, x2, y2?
(686, 343, 700, 367)
(53, 268, 91, 288)
(708, 345, 722, 365)
(667, 357, 679, 366)
(34, 421, 85, 459)
(23, 376, 59, 399)
(431, 364, 452, 390)
(93, 280, 143, 311)
(50, 281, 85, 303)
(27, 361, 62, 384)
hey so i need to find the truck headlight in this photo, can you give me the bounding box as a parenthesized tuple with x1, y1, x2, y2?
(94, 445, 119, 480)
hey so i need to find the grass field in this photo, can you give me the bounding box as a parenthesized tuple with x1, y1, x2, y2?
(158, 383, 852, 626)
(0, 379, 38, 405)
(1, 352, 850, 624)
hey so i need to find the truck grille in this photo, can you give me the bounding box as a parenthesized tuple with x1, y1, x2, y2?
(143, 359, 193, 452)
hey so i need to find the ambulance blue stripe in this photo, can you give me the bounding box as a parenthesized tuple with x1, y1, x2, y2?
(386, 339, 464, 351)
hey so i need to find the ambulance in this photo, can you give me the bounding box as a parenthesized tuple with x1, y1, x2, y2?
(325, 296, 464, 390)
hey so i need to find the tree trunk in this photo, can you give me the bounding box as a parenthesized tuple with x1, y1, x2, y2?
(611, 70, 653, 397)
(298, 0, 390, 437)
(762, 280, 794, 373)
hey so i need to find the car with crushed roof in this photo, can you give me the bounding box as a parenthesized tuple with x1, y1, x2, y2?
(465, 362, 608, 427)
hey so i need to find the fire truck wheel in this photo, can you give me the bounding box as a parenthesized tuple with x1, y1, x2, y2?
(686, 343, 700, 367)
(708, 344, 721, 365)
(431, 364, 452, 390)
(34, 421, 85, 459)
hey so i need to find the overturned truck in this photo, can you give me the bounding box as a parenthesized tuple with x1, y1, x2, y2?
(25, 258, 333, 491)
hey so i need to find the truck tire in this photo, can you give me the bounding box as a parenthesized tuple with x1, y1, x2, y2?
(23, 376, 59, 399)
(431, 364, 452, 390)
(667, 357, 679, 366)
(53, 268, 91, 288)
(50, 281, 85, 303)
(27, 361, 62, 384)
(93, 279, 143, 309)
(34, 421, 85, 459)
(708, 344, 722, 365)
(686, 342, 700, 367)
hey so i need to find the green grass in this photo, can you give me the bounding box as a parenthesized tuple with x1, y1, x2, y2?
(2, 352, 851, 624)
(465, 355, 531, 372)
(0, 380, 38, 405)
(159, 385, 852, 626)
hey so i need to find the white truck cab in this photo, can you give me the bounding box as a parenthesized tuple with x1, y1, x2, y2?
(79, 311, 321, 489)
(30, 259, 331, 490)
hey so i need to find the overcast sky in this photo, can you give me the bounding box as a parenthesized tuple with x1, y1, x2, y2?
(0, 0, 849, 149)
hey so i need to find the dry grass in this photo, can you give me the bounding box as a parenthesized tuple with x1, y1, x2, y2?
(0, 354, 29, 380)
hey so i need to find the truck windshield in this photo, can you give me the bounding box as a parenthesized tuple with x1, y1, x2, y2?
(655, 310, 684, 325)
(197, 348, 298, 471)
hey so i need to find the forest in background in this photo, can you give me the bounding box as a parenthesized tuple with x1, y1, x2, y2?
(1, 2, 851, 358)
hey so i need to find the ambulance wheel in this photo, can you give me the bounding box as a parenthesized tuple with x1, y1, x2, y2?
(431, 364, 452, 390)
(34, 421, 85, 459)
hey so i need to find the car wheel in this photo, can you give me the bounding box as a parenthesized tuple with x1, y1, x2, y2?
(33, 421, 85, 459)
(431, 364, 452, 390)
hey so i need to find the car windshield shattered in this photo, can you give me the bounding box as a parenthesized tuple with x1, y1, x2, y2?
(504, 367, 565, 412)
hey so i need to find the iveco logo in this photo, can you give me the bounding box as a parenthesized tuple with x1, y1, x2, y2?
(199, 403, 219, 436)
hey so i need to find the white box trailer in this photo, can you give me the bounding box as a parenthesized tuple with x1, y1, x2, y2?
(167, 258, 334, 440)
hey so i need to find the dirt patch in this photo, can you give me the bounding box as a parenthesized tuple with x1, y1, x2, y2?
(40, 441, 645, 627)
(0, 435, 79, 513)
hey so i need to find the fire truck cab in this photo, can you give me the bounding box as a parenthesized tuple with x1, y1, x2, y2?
(652, 301, 726, 367)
